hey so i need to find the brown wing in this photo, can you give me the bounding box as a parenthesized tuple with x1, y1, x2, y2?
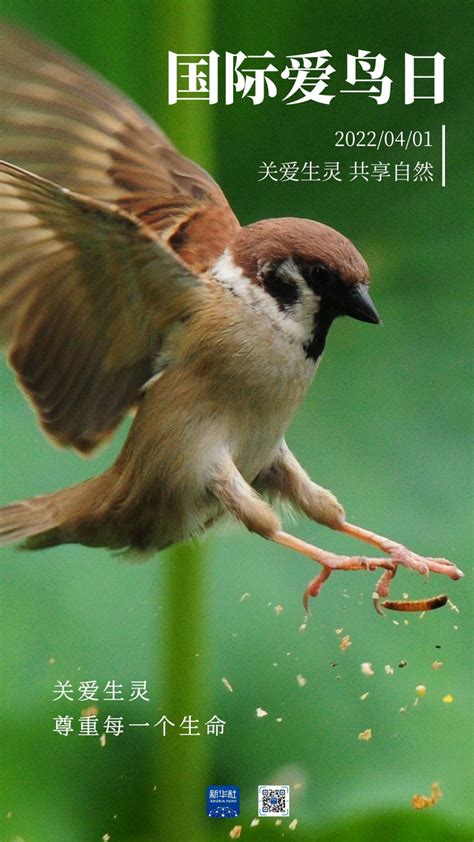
(0, 20, 239, 267)
(0, 161, 208, 452)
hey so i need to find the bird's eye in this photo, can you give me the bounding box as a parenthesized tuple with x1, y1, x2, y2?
(309, 264, 332, 293)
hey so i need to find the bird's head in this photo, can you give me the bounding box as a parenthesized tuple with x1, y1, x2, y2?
(220, 217, 380, 361)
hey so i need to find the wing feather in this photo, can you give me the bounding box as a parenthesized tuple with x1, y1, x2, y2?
(0, 161, 208, 452)
(0, 21, 239, 262)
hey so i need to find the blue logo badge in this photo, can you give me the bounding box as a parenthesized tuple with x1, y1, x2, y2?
(206, 785, 240, 818)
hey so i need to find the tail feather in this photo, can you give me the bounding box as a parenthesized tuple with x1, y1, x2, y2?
(0, 496, 61, 547)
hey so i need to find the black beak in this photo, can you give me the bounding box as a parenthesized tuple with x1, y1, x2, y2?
(345, 283, 381, 324)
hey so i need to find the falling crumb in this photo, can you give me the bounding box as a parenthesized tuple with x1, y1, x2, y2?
(102, 835, 111, 842)
(339, 634, 352, 652)
(412, 782, 441, 810)
(81, 705, 99, 718)
(400, 706, 406, 713)
(384, 665, 394, 675)
(292, 782, 302, 791)
(275, 819, 282, 826)
(272, 662, 279, 667)
(222, 676, 234, 693)
(6, 811, 13, 819)
(392, 620, 400, 625)
(416, 685, 426, 697)
(403, 619, 409, 626)
(100, 733, 106, 747)
(299, 622, 307, 633)
(432, 660, 443, 670)
(447, 599, 459, 614)
(296, 674, 307, 688)
(330, 661, 337, 668)
(398, 660, 408, 668)
(276, 717, 283, 723)
(229, 826, 242, 839)
(442, 694, 454, 704)
(250, 818, 260, 827)
(413, 698, 419, 707)
(358, 728, 372, 741)
(48, 657, 56, 665)
(289, 818, 298, 830)
(240, 592, 251, 602)
(335, 627, 343, 635)
(256, 707, 268, 718)
(402, 592, 409, 599)
(360, 692, 369, 701)
(361, 662, 374, 676)
(274, 604, 284, 614)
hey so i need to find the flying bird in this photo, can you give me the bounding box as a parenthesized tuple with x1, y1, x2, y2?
(0, 22, 462, 612)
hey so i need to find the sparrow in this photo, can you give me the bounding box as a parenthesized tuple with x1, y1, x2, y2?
(0, 22, 462, 613)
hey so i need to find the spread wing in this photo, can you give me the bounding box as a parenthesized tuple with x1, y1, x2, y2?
(0, 20, 239, 267)
(0, 161, 209, 452)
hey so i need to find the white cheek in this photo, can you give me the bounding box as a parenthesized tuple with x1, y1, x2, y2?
(212, 250, 318, 346)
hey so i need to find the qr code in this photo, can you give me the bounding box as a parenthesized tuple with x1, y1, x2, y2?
(258, 785, 290, 817)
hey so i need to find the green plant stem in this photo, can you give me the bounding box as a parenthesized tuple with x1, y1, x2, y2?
(149, 1, 215, 838)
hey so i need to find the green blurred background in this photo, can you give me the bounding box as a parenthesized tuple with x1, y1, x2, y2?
(0, 1, 472, 840)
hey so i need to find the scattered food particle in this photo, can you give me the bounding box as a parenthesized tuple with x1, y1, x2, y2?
(272, 662, 279, 667)
(102, 835, 111, 842)
(361, 662, 374, 676)
(275, 819, 282, 826)
(411, 782, 441, 810)
(392, 620, 400, 625)
(358, 728, 372, 741)
(256, 707, 268, 718)
(274, 604, 284, 614)
(360, 692, 369, 701)
(339, 634, 352, 652)
(48, 657, 56, 665)
(384, 665, 394, 675)
(442, 694, 454, 704)
(435, 644, 441, 649)
(432, 660, 442, 670)
(413, 698, 419, 707)
(400, 706, 406, 713)
(240, 593, 251, 602)
(416, 685, 426, 697)
(222, 677, 234, 693)
(276, 717, 283, 723)
(398, 660, 408, 668)
(289, 818, 298, 830)
(6, 811, 13, 819)
(299, 622, 307, 633)
(81, 705, 99, 718)
(292, 783, 302, 791)
(229, 826, 242, 839)
(447, 599, 459, 614)
(403, 592, 409, 599)
(250, 818, 260, 827)
(330, 661, 337, 668)
(296, 674, 307, 688)
(335, 627, 343, 635)
(100, 733, 106, 747)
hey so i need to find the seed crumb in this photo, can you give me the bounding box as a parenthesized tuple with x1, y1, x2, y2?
(361, 662, 374, 676)
(412, 782, 441, 810)
(296, 674, 307, 688)
(339, 634, 352, 652)
(442, 694, 454, 704)
(222, 676, 234, 693)
(358, 728, 372, 741)
(256, 707, 268, 718)
(229, 826, 242, 839)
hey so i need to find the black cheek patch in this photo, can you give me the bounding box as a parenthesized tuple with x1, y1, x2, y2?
(262, 270, 300, 311)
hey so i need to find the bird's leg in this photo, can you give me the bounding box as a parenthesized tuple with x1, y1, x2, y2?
(255, 442, 464, 609)
(337, 521, 463, 582)
(209, 455, 399, 611)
